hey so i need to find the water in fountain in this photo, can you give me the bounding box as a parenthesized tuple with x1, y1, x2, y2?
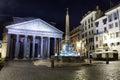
(55, 44, 80, 57)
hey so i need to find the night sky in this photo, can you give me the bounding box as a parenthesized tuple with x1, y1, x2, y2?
(0, 0, 120, 35)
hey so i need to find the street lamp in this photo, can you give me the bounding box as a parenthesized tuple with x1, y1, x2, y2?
(103, 31, 110, 64)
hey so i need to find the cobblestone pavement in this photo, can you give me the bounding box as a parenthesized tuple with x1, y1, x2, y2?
(0, 60, 120, 80)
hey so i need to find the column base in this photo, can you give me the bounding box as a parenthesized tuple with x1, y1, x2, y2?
(14, 58, 18, 60)
(23, 58, 27, 60)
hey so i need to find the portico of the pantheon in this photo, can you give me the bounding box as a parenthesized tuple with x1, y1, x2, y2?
(2, 19, 63, 59)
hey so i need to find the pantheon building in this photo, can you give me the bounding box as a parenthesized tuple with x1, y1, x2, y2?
(2, 19, 63, 59)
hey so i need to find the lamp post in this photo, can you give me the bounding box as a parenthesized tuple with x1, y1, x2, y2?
(104, 31, 109, 64)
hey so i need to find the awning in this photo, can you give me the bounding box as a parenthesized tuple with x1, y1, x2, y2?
(93, 51, 118, 54)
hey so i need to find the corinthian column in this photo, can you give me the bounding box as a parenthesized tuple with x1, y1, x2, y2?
(24, 35, 28, 59)
(15, 34, 20, 59)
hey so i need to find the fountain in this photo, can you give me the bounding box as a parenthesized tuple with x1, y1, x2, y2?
(55, 8, 80, 62)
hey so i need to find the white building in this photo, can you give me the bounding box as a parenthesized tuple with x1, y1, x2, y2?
(94, 4, 120, 59)
(80, 6, 103, 57)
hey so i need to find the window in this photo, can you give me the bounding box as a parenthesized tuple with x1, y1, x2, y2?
(95, 22, 99, 27)
(103, 18, 107, 24)
(114, 12, 118, 20)
(92, 46, 94, 50)
(88, 19, 90, 23)
(104, 43, 108, 47)
(117, 42, 120, 45)
(86, 39, 88, 43)
(89, 38, 91, 42)
(88, 24, 90, 28)
(91, 23, 93, 27)
(85, 26, 87, 30)
(92, 30, 94, 34)
(90, 46, 91, 50)
(89, 31, 91, 35)
(91, 17, 93, 21)
(82, 34, 84, 38)
(116, 32, 119, 37)
(96, 37, 98, 41)
(108, 14, 112, 22)
(85, 32, 87, 37)
(0, 44, 1, 48)
(104, 27, 107, 32)
(92, 38, 94, 42)
(97, 30, 99, 34)
(109, 24, 113, 29)
(111, 43, 115, 46)
(115, 22, 118, 27)
(96, 44, 98, 48)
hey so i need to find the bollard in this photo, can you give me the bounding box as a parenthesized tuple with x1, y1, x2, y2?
(106, 53, 109, 64)
(90, 58, 92, 64)
(51, 56, 54, 68)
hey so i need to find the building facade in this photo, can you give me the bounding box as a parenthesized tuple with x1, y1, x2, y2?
(80, 6, 103, 57)
(2, 19, 63, 59)
(94, 4, 120, 59)
(70, 25, 82, 54)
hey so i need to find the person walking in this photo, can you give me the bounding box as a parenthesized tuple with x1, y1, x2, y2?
(89, 52, 92, 64)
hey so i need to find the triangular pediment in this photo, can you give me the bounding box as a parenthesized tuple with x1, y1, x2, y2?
(6, 19, 63, 34)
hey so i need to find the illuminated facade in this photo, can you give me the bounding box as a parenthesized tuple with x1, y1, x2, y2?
(70, 25, 82, 54)
(0, 41, 2, 57)
(2, 19, 63, 59)
(80, 6, 103, 57)
(94, 4, 120, 58)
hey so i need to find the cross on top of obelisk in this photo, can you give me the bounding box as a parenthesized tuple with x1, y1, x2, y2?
(66, 8, 69, 14)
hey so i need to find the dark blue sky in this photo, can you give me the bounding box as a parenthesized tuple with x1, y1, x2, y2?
(0, 0, 120, 32)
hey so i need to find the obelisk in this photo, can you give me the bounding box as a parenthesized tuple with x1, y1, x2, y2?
(65, 8, 70, 44)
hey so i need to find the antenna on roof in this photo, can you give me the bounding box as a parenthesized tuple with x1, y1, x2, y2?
(110, 0, 114, 8)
